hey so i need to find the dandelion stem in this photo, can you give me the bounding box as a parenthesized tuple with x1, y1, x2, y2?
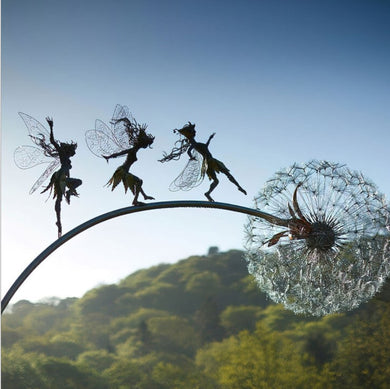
(1, 200, 289, 313)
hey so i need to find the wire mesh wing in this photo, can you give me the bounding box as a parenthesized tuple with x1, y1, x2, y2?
(29, 159, 60, 194)
(110, 104, 134, 149)
(85, 119, 124, 157)
(169, 150, 204, 191)
(18, 112, 51, 146)
(112, 104, 131, 123)
(14, 145, 53, 169)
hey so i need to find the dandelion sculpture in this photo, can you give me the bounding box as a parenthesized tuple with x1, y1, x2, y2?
(245, 160, 390, 316)
(85, 105, 155, 205)
(14, 114, 82, 237)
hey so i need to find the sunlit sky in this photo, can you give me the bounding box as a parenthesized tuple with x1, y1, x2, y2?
(2, 0, 390, 308)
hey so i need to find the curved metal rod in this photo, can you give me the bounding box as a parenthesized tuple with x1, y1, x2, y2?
(1, 200, 288, 313)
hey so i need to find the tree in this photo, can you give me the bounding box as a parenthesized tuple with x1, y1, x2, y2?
(147, 315, 199, 356)
(134, 320, 153, 355)
(1, 350, 46, 389)
(207, 246, 219, 255)
(103, 359, 144, 388)
(151, 361, 216, 389)
(194, 297, 225, 344)
(220, 305, 263, 335)
(77, 350, 117, 372)
(35, 356, 108, 389)
(196, 323, 321, 388)
(329, 301, 390, 388)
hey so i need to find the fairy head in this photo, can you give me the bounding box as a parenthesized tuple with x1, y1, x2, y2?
(135, 127, 155, 149)
(159, 122, 195, 163)
(60, 141, 78, 157)
(176, 122, 196, 139)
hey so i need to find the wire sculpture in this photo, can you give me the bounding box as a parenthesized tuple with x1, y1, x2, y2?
(11, 109, 390, 317)
(85, 105, 155, 205)
(244, 160, 390, 316)
(15, 113, 82, 237)
(159, 122, 247, 201)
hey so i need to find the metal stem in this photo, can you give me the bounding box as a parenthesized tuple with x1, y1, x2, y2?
(1, 200, 288, 313)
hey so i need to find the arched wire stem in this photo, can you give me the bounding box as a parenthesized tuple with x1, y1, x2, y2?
(1, 200, 288, 313)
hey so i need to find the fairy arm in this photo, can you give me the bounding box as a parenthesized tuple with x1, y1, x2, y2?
(111, 117, 132, 126)
(187, 144, 196, 160)
(46, 117, 60, 151)
(206, 132, 216, 147)
(103, 149, 129, 161)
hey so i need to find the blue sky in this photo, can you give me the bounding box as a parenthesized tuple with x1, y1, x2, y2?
(2, 0, 390, 305)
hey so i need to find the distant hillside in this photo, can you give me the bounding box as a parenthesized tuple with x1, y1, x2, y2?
(2, 249, 390, 388)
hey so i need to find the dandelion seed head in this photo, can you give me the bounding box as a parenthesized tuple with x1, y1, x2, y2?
(244, 160, 390, 316)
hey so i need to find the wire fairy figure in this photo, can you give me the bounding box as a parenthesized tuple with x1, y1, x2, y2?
(159, 122, 247, 201)
(85, 105, 155, 206)
(15, 113, 82, 238)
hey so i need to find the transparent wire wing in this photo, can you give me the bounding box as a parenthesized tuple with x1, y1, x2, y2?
(169, 151, 204, 191)
(29, 159, 60, 194)
(16, 113, 62, 194)
(111, 104, 131, 123)
(18, 112, 51, 146)
(85, 120, 124, 157)
(14, 145, 53, 169)
(110, 104, 135, 150)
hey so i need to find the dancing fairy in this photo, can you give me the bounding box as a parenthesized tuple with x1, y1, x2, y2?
(15, 113, 82, 237)
(85, 105, 155, 205)
(159, 122, 247, 201)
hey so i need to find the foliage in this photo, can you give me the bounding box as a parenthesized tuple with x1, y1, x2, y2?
(220, 305, 263, 334)
(328, 301, 390, 388)
(2, 249, 390, 388)
(196, 323, 320, 388)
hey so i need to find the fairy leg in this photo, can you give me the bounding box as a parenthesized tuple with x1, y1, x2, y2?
(55, 197, 62, 238)
(140, 187, 155, 201)
(205, 171, 219, 202)
(131, 182, 140, 205)
(65, 178, 82, 204)
(129, 175, 154, 205)
(132, 179, 146, 206)
(68, 177, 82, 192)
(223, 170, 247, 195)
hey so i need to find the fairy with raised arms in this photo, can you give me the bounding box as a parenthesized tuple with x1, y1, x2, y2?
(15, 113, 82, 237)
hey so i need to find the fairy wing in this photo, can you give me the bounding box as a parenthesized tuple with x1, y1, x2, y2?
(16, 113, 60, 193)
(169, 150, 204, 191)
(29, 159, 60, 194)
(18, 112, 53, 147)
(85, 119, 124, 157)
(112, 104, 130, 123)
(110, 104, 134, 149)
(14, 145, 53, 169)
(14, 144, 60, 193)
(111, 121, 132, 150)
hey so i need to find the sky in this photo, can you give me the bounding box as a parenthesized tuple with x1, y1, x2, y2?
(2, 0, 390, 308)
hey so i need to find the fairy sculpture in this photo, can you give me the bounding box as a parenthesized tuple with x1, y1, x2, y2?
(85, 105, 155, 205)
(15, 113, 82, 237)
(159, 122, 247, 201)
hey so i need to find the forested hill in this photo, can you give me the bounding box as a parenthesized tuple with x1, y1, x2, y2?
(2, 249, 390, 388)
